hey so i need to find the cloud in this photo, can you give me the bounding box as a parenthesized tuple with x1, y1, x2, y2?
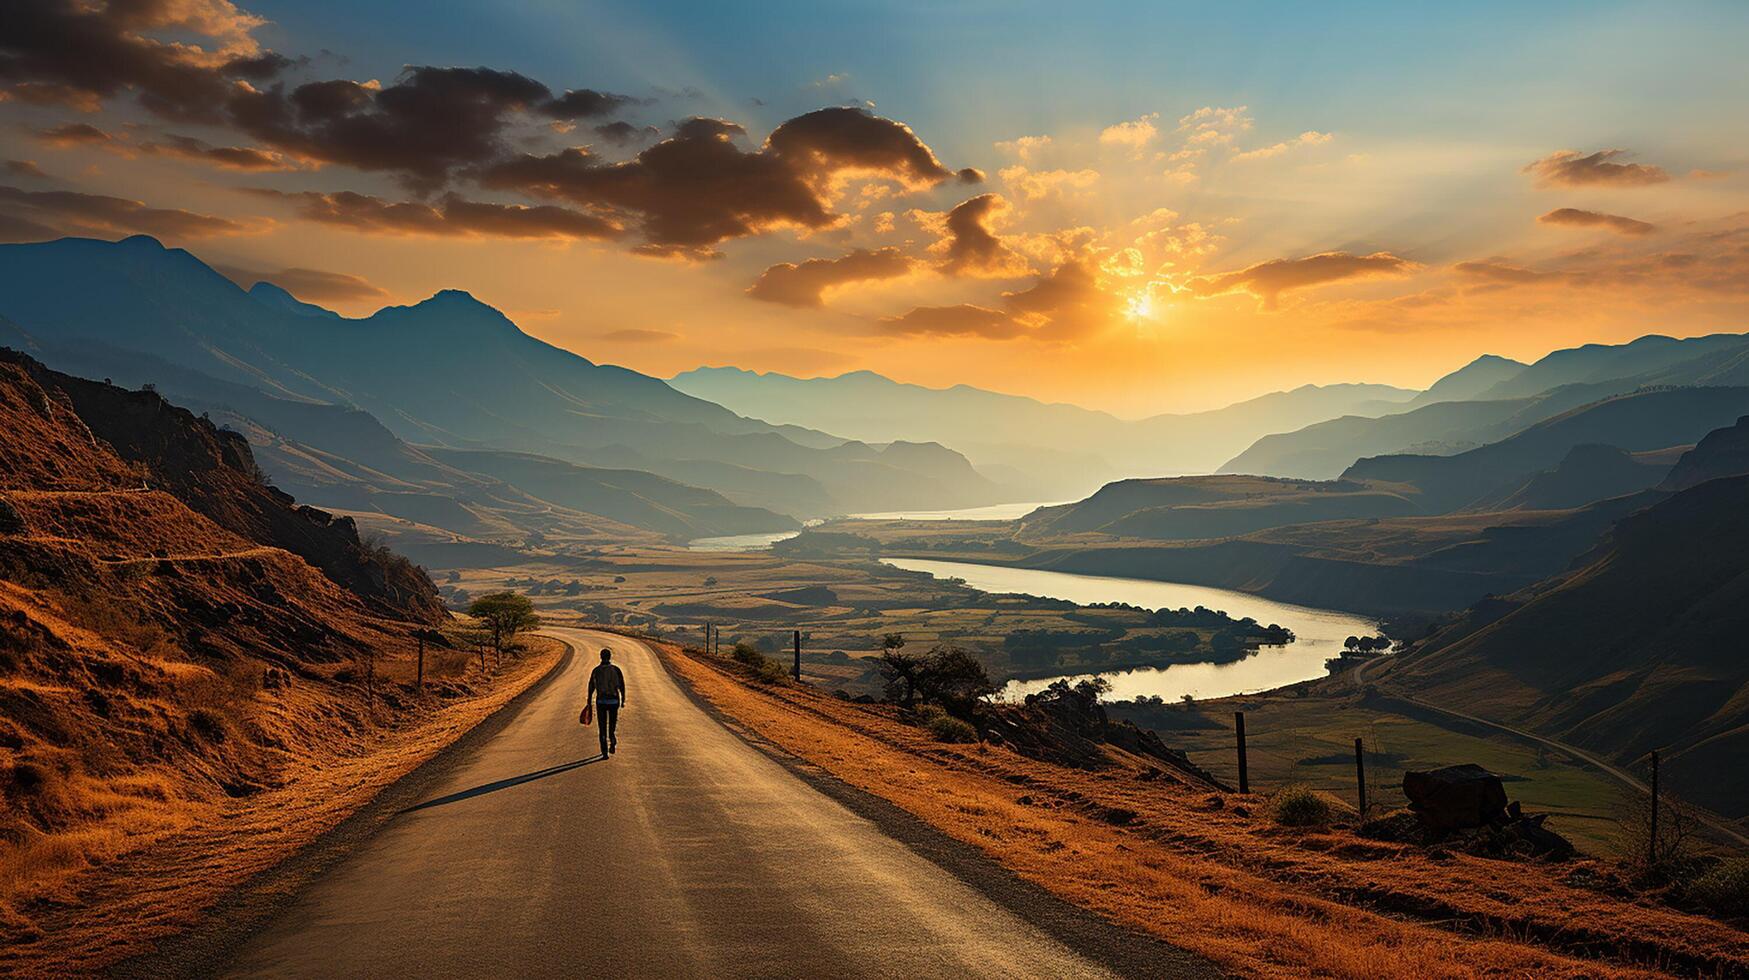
(877, 256, 1126, 342)
(1537, 207, 1656, 236)
(997, 165, 1099, 202)
(1177, 251, 1419, 309)
(0, 184, 257, 240)
(1523, 149, 1670, 188)
(873, 303, 1025, 339)
(478, 107, 971, 257)
(214, 263, 388, 302)
(254, 189, 621, 240)
(541, 88, 636, 119)
(919, 193, 1028, 278)
(138, 133, 297, 171)
(593, 121, 660, 145)
(747, 246, 915, 307)
(994, 135, 1051, 162)
(1175, 106, 1252, 147)
(5, 160, 49, 179)
(1099, 113, 1159, 151)
(36, 122, 113, 147)
(598, 328, 677, 343)
(1231, 130, 1332, 163)
(1, 0, 276, 122)
(1452, 260, 1557, 285)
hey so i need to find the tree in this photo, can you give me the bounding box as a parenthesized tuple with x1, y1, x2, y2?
(1344, 635, 1361, 652)
(913, 646, 995, 711)
(468, 592, 540, 658)
(882, 633, 906, 654)
(876, 649, 927, 707)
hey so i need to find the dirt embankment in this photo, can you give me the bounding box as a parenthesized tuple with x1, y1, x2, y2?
(663, 644, 1749, 978)
(0, 350, 558, 972)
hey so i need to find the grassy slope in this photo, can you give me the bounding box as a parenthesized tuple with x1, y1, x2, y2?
(662, 643, 1748, 977)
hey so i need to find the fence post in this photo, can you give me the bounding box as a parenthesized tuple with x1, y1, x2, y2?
(792, 629, 802, 681)
(1648, 749, 1660, 866)
(705, 621, 712, 654)
(1235, 711, 1249, 794)
(1354, 737, 1367, 818)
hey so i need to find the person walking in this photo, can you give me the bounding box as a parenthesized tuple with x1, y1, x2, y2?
(587, 648, 626, 758)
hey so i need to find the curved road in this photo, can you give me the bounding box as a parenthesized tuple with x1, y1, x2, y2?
(223, 628, 1133, 978)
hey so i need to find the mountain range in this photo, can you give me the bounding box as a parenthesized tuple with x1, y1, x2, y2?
(670, 366, 1418, 497)
(0, 236, 1009, 537)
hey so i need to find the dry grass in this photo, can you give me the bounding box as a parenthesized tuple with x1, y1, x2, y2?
(663, 645, 1749, 978)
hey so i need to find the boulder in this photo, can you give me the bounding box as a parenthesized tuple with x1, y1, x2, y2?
(1402, 764, 1508, 831)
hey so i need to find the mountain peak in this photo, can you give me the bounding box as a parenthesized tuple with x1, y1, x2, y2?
(248, 281, 341, 320)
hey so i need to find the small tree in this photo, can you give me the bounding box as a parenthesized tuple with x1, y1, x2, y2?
(913, 645, 995, 713)
(877, 649, 927, 708)
(468, 592, 540, 659)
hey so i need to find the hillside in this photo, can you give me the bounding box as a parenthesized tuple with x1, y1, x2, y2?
(1224, 332, 1749, 480)
(1404, 353, 1527, 407)
(1663, 415, 1749, 490)
(671, 365, 1417, 494)
(0, 236, 994, 519)
(1377, 473, 1749, 818)
(1343, 386, 1749, 513)
(0, 350, 555, 950)
(1023, 475, 1418, 541)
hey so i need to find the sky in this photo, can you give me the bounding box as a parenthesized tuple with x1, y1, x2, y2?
(2, 1, 1747, 416)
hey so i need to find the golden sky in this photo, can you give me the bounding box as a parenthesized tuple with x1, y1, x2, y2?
(3, 0, 1746, 416)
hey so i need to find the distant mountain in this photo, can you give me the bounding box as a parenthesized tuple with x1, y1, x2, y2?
(0, 236, 995, 518)
(1473, 333, 1749, 401)
(1380, 473, 1749, 817)
(670, 365, 1417, 496)
(1223, 332, 1749, 480)
(1482, 444, 1678, 512)
(1342, 386, 1749, 512)
(1406, 354, 1527, 407)
(0, 323, 796, 543)
(1022, 475, 1418, 542)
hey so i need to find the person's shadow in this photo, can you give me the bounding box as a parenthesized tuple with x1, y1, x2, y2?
(397, 757, 603, 815)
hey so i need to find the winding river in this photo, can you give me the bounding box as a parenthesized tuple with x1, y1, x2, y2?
(881, 557, 1378, 703)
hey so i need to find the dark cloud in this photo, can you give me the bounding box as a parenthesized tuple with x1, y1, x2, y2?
(541, 88, 636, 119)
(229, 66, 556, 192)
(4, 160, 49, 179)
(0, 183, 255, 240)
(748, 246, 915, 307)
(936, 193, 1024, 276)
(874, 304, 1025, 339)
(1537, 207, 1656, 236)
(1179, 251, 1419, 308)
(593, 121, 661, 146)
(0, 0, 273, 123)
(480, 107, 969, 257)
(254, 188, 621, 241)
(877, 257, 1125, 342)
(139, 133, 293, 171)
(214, 263, 388, 302)
(1523, 149, 1670, 188)
(37, 122, 112, 146)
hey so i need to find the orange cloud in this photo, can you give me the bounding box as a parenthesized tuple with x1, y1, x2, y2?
(0, 184, 260, 241)
(1523, 149, 1670, 188)
(254, 189, 622, 241)
(874, 304, 1024, 339)
(214, 263, 388, 302)
(747, 246, 915, 307)
(1537, 207, 1655, 236)
(930, 194, 1029, 277)
(1176, 251, 1419, 309)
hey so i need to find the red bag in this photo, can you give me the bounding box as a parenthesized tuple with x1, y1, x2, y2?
(579, 703, 593, 726)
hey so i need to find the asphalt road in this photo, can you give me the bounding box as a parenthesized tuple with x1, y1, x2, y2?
(223, 628, 1139, 979)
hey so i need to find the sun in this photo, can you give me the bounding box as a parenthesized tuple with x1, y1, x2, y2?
(1125, 292, 1154, 321)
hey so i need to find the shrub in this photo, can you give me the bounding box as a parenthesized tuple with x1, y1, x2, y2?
(1688, 858, 1749, 917)
(927, 715, 978, 743)
(914, 704, 947, 725)
(1272, 784, 1332, 827)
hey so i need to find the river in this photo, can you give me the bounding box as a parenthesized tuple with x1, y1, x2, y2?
(880, 557, 1378, 702)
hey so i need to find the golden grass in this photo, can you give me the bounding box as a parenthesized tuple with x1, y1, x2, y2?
(664, 645, 1748, 978)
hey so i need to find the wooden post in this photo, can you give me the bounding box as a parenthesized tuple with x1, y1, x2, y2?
(416, 632, 425, 690)
(1235, 711, 1249, 794)
(705, 621, 712, 654)
(792, 629, 802, 681)
(1648, 749, 1660, 866)
(1354, 737, 1367, 818)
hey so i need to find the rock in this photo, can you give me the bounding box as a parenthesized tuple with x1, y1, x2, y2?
(1403, 764, 1508, 831)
